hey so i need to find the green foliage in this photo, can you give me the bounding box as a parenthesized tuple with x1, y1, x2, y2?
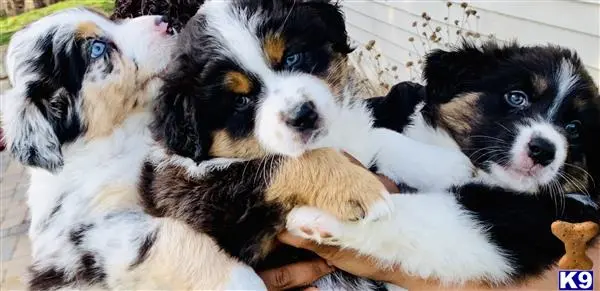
(0, 0, 114, 45)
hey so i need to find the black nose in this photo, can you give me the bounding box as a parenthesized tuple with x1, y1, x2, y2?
(528, 137, 556, 166)
(155, 15, 170, 25)
(285, 101, 319, 131)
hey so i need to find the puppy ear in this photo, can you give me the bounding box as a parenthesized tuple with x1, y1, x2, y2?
(422, 41, 509, 104)
(151, 66, 208, 162)
(302, 0, 353, 54)
(1, 87, 64, 172)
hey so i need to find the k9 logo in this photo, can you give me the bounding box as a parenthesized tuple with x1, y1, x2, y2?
(559, 271, 594, 291)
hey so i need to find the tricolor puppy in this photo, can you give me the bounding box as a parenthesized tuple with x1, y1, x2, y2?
(0, 8, 188, 290)
(288, 42, 600, 288)
(140, 0, 472, 289)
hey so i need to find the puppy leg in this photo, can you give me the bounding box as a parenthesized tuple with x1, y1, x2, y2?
(371, 128, 475, 191)
(286, 193, 513, 286)
(141, 150, 391, 266)
(268, 148, 393, 222)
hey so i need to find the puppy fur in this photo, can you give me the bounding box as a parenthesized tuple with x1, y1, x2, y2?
(0, 8, 261, 290)
(111, 0, 204, 32)
(288, 41, 600, 288)
(139, 0, 474, 289)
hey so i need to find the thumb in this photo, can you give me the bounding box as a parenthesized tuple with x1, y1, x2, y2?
(258, 259, 333, 290)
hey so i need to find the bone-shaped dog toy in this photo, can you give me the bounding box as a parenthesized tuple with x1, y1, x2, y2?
(551, 220, 599, 270)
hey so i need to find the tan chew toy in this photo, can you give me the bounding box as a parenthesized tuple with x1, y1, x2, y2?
(551, 220, 599, 270)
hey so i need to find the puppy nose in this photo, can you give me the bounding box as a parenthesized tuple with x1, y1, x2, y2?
(154, 15, 169, 26)
(154, 15, 173, 34)
(528, 137, 556, 166)
(285, 101, 319, 131)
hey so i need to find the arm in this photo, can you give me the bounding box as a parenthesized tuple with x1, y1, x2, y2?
(371, 127, 475, 191)
(278, 232, 600, 290)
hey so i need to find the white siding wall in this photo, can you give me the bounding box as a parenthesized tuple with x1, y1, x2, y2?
(343, 0, 600, 90)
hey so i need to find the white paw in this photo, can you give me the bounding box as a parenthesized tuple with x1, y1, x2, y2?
(286, 207, 344, 245)
(365, 191, 394, 221)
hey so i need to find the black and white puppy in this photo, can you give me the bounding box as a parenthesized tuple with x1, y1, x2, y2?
(140, 0, 473, 289)
(288, 41, 600, 288)
(0, 8, 188, 290)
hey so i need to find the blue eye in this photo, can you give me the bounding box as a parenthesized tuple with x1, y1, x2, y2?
(284, 53, 303, 69)
(90, 41, 107, 59)
(504, 90, 529, 108)
(565, 120, 581, 140)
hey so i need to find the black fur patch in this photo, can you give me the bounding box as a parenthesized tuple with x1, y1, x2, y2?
(28, 253, 106, 290)
(69, 223, 94, 246)
(455, 183, 600, 278)
(130, 231, 157, 268)
(48, 194, 65, 219)
(367, 81, 425, 133)
(25, 29, 86, 145)
(78, 252, 106, 285)
(140, 159, 287, 265)
(111, 0, 204, 31)
(28, 267, 71, 291)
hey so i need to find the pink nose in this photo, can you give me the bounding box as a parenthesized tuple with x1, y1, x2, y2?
(154, 15, 169, 33)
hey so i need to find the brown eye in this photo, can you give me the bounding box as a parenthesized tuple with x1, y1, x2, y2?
(565, 120, 581, 139)
(234, 96, 251, 111)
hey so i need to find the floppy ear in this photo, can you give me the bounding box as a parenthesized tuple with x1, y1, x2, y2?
(150, 56, 208, 163)
(422, 41, 512, 104)
(151, 91, 209, 163)
(1, 87, 64, 172)
(302, 0, 353, 54)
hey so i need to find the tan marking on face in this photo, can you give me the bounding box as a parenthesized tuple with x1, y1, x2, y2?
(266, 148, 387, 221)
(573, 95, 591, 112)
(76, 21, 102, 39)
(439, 92, 482, 143)
(209, 130, 266, 159)
(324, 53, 350, 98)
(82, 56, 160, 139)
(532, 74, 549, 94)
(264, 33, 286, 66)
(224, 71, 252, 95)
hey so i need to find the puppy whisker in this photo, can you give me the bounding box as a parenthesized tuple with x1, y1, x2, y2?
(564, 162, 596, 189)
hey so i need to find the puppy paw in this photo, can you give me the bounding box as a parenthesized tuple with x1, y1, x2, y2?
(286, 207, 343, 245)
(439, 153, 476, 186)
(316, 162, 393, 222)
(269, 149, 393, 222)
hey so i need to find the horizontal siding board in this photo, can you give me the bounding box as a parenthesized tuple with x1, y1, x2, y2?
(346, 25, 414, 82)
(351, 0, 599, 70)
(344, 2, 498, 55)
(342, 0, 600, 84)
(466, 0, 599, 37)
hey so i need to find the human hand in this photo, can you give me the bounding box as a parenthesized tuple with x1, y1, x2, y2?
(257, 259, 334, 291)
